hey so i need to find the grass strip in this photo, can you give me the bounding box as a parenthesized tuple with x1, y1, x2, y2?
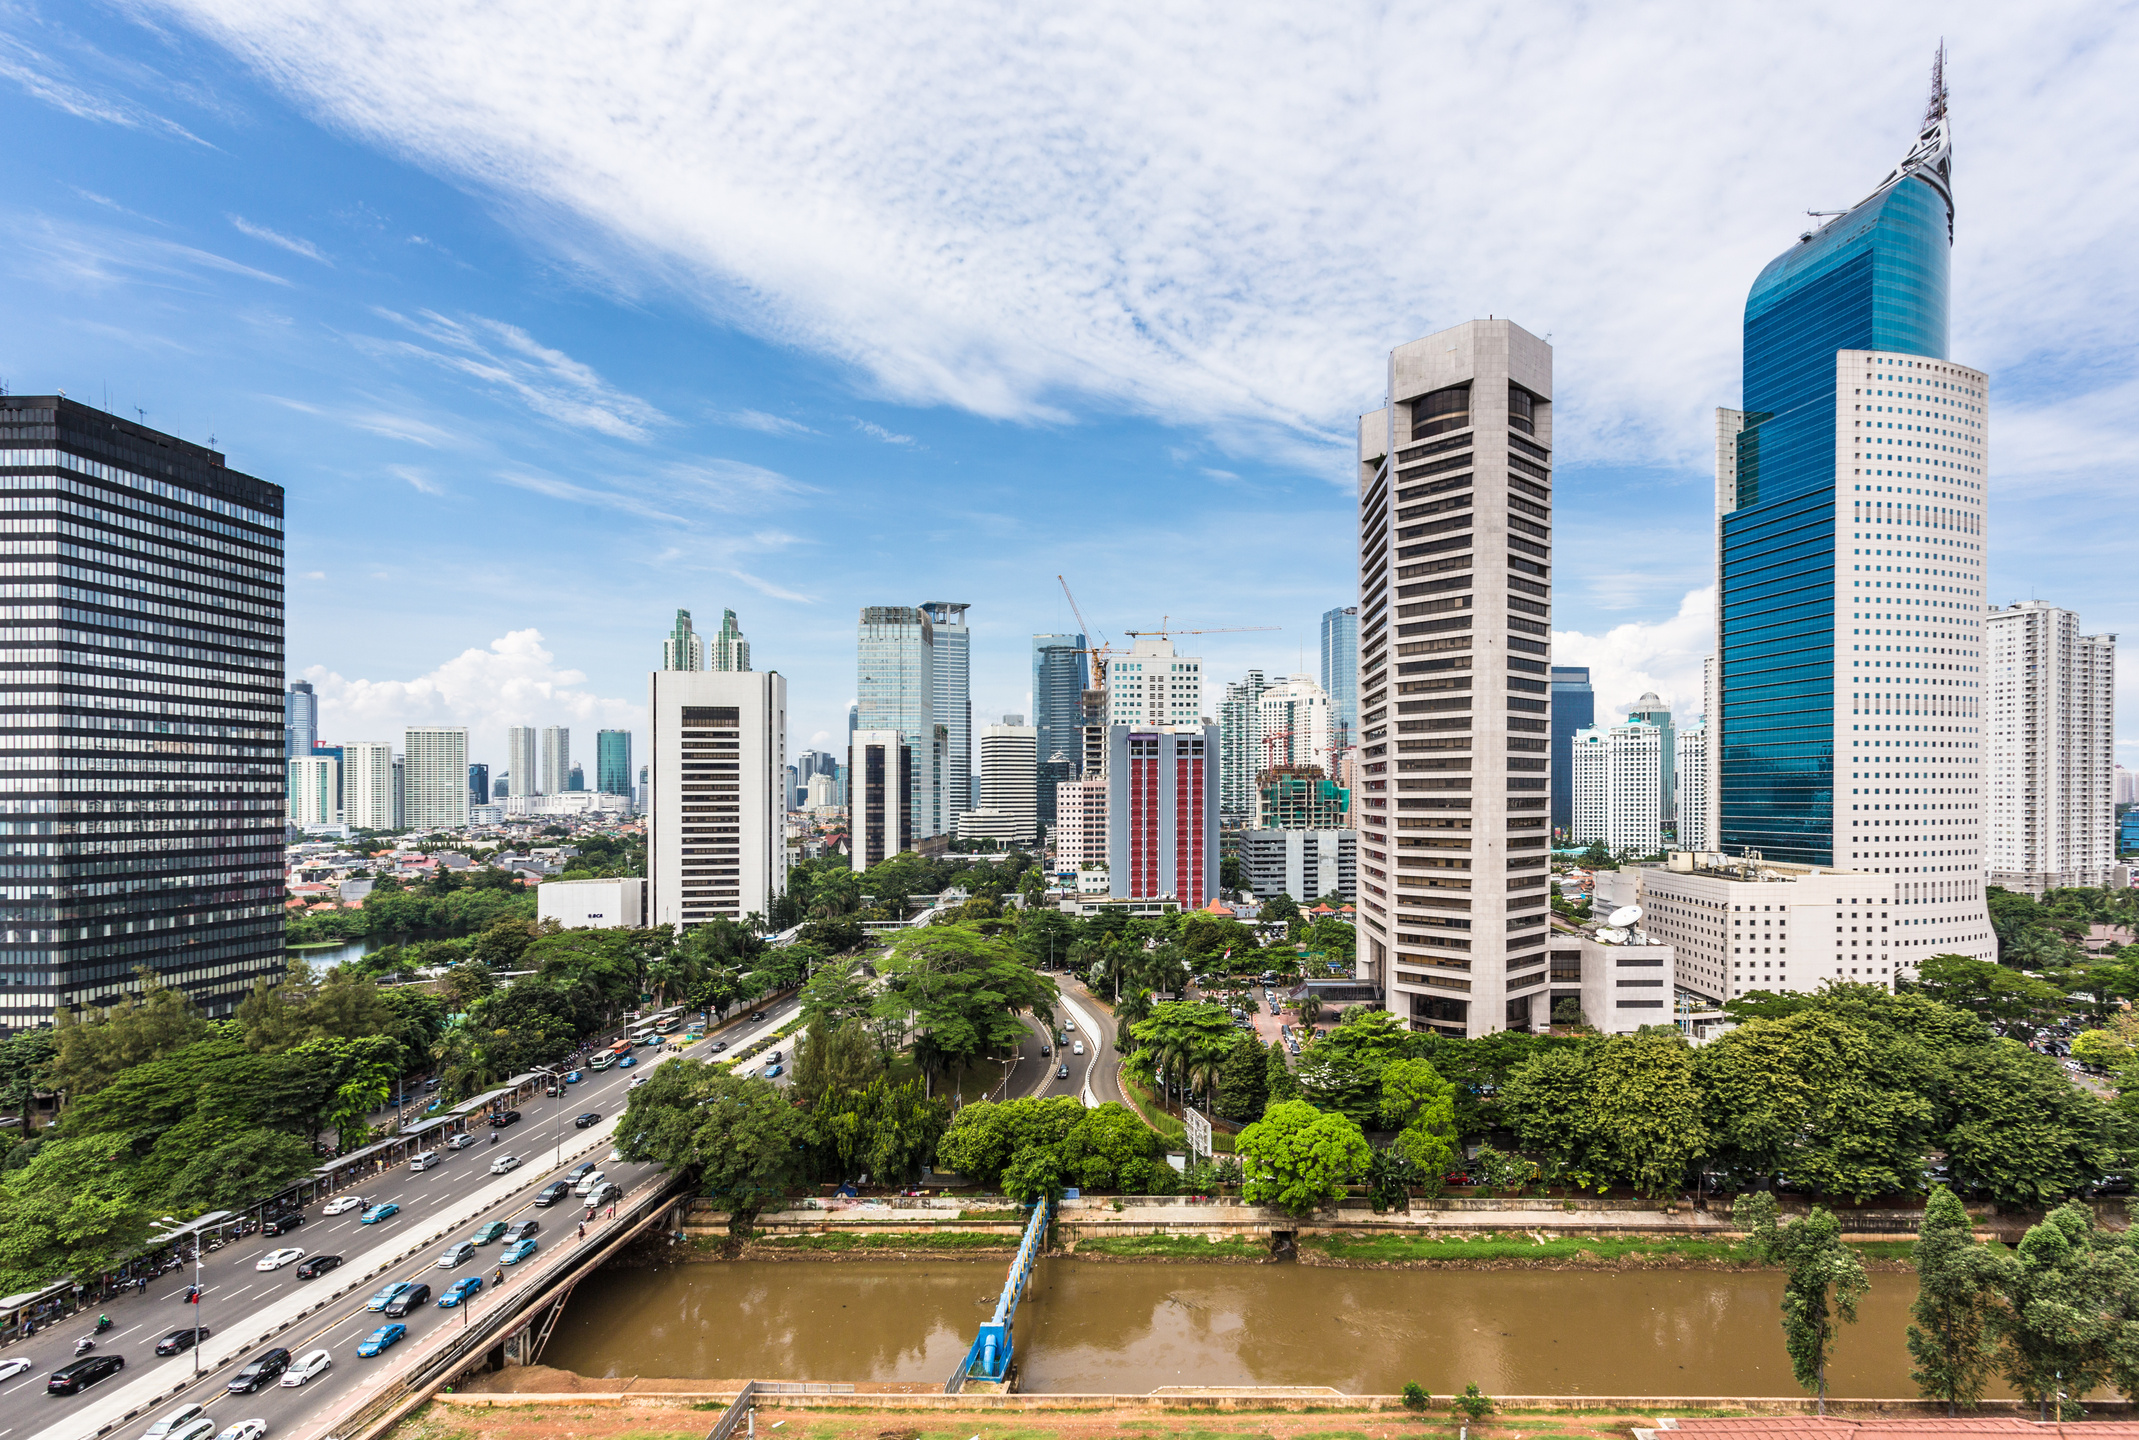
(753, 1230, 1019, 1252)
(1304, 1232, 1915, 1265)
(1073, 1233, 1269, 1259)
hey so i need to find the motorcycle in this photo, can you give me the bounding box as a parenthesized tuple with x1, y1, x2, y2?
(94, 1316, 112, 1334)
(74, 1337, 95, 1356)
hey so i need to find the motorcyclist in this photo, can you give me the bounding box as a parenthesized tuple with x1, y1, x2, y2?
(97, 1313, 110, 1331)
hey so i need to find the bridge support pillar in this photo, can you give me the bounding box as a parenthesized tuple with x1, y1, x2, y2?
(503, 1329, 533, 1367)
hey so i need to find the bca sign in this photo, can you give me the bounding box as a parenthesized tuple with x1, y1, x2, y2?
(1184, 1107, 1212, 1161)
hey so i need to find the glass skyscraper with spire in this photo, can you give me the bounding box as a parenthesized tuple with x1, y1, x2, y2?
(1712, 59, 1997, 979)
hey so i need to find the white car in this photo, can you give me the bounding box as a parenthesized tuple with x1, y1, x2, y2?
(630, 1074, 649, 1089)
(255, 1247, 305, 1271)
(321, 1195, 365, 1216)
(0, 1356, 32, 1382)
(278, 1349, 332, 1387)
(573, 1169, 608, 1196)
(489, 1152, 521, 1175)
(141, 1405, 207, 1440)
(214, 1421, 267, 1440)
(446, 1132, 476, 1150)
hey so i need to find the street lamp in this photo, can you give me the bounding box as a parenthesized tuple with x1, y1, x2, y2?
(156, 1216, 203, 1377)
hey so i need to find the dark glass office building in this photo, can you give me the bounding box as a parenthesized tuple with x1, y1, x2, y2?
(1548, 666, 1593, 838)
(468, 763, 490, 807)
(1030, 633, 1087, 823)
(596, 728, 632, 796)
(1718, 101, 1952, 865)
(0, 397, 286, 1026)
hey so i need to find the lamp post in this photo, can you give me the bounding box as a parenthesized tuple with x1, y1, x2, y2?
(157, 1216, 203, 1377)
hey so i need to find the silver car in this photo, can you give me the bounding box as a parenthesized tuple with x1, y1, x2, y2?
(434, 1240, 477, 1268)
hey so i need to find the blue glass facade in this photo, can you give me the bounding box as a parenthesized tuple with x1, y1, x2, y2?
(1549, 667, 1593, 837)
(1720, 166, 1950, 866)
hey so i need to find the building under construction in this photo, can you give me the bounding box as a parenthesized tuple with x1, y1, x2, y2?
(1257, 766, 1349, 829)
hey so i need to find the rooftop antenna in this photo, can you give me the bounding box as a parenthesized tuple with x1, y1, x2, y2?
(1924, 40, 1948, 127)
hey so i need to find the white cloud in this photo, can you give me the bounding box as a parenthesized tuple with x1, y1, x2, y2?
(852, 419, 917, 447)
(139, 3, 2139, 472)
(304, 629, 640, 763)
(228, 213, 329, 263)
(388, 463, 443, 495)
(720, 409, 814, 437)
(0, 30, 211, 145)
(358, 308, 665, 440)
(1553, 586, 1715, 725)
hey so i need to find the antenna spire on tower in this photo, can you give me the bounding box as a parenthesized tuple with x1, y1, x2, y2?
(1924, 40, 1948, 127)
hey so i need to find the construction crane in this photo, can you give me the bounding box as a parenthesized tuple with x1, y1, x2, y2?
(1122, 615, 1279, 639)
(1056, 575, 1117, 686)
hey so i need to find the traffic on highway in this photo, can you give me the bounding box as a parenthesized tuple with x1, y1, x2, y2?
(4, 997, 802, 1440)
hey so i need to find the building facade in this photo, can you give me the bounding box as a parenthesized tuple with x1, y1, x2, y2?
(596, 728, 633, 798)
(1256, 673, 1335, 774)
(1712, 77, 1992, 976)
(1626, 690, 1676, 823)
(956, 719, 1038, 845)
(1570, 721, 1663, 855)
(506, 725, 538, 797)
(287, 755, 339, 827)
(0, 396, 286, 1022)
(343, 741, 396, 830)
(1239, 828, 1355, 905)
(921, 602, 972, 828)
(1106, 635, 1203, 728)
(403, 727, 469, 830)
(1985, 602, 2117, 892)
(285, 679, 318, 759)
(1217, 669, 1268, 827)
(1548, 666, 1593, 839)
(712, 609, 750, 672)
(1354, 320, 1556, 1038)
(468, 762, 490, 807)
(849, 728, 913, 871)
(663, 609, 705, 670)
(1321, 605, 1359, 749)
(1677, 726, 1712, 851)
(1031, 632, 1089, 823)
(1636, 851, 1899, 1002)
(1257, 767, 1349, 829)
(1106, 724, 1219, 907)
(540, 726, 570, 798)
(1053, 774, 1107, 875)
(538, 876, 648, 930)
(648, 669, 785, 925)
(857, 606, 938, 841)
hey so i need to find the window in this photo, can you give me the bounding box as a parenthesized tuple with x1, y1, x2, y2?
(1411, 385, 1469, 441)
(1508, 385, 1536, 435)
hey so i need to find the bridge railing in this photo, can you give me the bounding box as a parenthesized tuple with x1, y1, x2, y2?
(953, 1194, 1050, 1387)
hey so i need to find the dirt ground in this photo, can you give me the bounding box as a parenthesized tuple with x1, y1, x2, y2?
(406, 1394, 1664, 1440)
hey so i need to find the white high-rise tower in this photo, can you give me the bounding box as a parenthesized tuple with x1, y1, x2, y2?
(1984, 602, 2116, 893)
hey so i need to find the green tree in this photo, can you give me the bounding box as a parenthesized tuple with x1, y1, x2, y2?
(1744, 1202, 1869, 1414)
(1908, 1186, 2004, 1414)
(1939, 1041, 2125, 1209)
(0, 1029, 55, 1129)
(1994, 1202, 2128, 1419)
(1215, 1032, 1269, 1122)
(798, 956, 876, 1031)
(1130, 1001, 1245, 1107)
(1379, 1056, 1459, 1188)
(1235, 1099, 1369, 1217)
(1265, 1038, 1300, 1103)
(49, 968, 210, 1095)
(1911, 952, 2069, 1025)
(790, 1020, 885, 1108)
(874, 925, 1057, 1092)
(810, 1077, 948, 1184)
(614, 1060, 810, 1229)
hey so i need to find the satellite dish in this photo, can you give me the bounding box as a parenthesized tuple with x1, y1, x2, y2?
(1596, 927, 1627, 945)
(1608, 905, 1644, 929)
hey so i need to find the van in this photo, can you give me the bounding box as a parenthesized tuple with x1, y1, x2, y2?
(589, 1052, 614, 1071)
(409, 1151, 440, 1172)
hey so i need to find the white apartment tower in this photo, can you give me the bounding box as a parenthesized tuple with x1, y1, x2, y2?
(955, 718, 1039, 846)
(1106, 635, 1203, 728)
(1984, 602, 2117, 893)
(1217, 670, 1268, 826)
(1256, 673, 1336, 774)
(1570, 720, 1664, 855)
(921, 602, 973, 826)
(541, 726, 571, 797)
(649, 670, 786, 925)
(1053, 775, 1107, 874)
(287, 756, 339, 827)
(506, 725, 539, 797)
(1677, 725, 1712, 851)
(712, 609, 751, 672)
(343, 741, 396, 830)
(403, 727, 470, 831)
(1355, 319, 1556, 1039)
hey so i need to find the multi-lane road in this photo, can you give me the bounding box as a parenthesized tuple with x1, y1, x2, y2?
(6, 998, 802, 1440)
(1000, 974, 1120, 1104)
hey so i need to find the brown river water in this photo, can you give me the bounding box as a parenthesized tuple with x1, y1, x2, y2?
(540, 1260, 1996, 1398)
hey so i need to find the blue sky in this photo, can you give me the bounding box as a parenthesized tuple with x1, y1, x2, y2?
(1, 1, 2134, 775)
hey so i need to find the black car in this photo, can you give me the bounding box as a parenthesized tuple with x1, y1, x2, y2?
(566, 1162, 597, 1183)
(263, 1211, 305, 1236)
(382, 1282, 431, 1318)
(532, 1181, 573, 1208)
(227, 1347, 291, 1393)
(502, 1219, 540, 1242)
(296, 1254, 343, 1279)
(748, 1011, 766, 1022)
(155, 1326, 211, 1356)
(489, 1110, 522, 1129)
(573, 1111, 601, 1129)
(47, 1354, 125, 1393)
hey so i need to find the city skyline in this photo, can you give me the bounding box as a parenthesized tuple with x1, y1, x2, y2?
(1, 12, 2128, 775)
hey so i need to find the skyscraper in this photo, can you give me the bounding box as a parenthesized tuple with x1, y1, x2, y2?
(1714, 64, 1992, 973)
(468, 763, 490, 807)
(1570, 720, 1663, 855)
(1355, 319, 1556, 1038)
(404, 727, 470, 830)
(1106, 635, 1202, 727)
(849, 729, 913, 870)
(507, 726, 538, 797)
(663, 609, 705, 670)
(1677, 726, 1712, 851)
(0, 396, 285, 1022)
(955, 719, 1039, 846)
(285, 680, 318, 759)
(1256, 674, 1335, 773)
(288, 756, 339, 827)
(1548, 667, 1594, 838)
(541, 726, 570, 797)
(597, 729, 634, 797)
(567, 762, 586, 792)
(648, 670, 786, 926)
(856, 606, 938, 839)
(1984, 602, 2116, 893)
(712, 609, 751, 672)
(921, 602, 972, 828)
(1217, 669, 1268, 826)
(343, 742, 396, 830)
(1625, 691, 1676, 824)
(1031, 633, 1089, 823)
(1107, 724, 1219, 907)
(1320, 606, 1359, 748)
